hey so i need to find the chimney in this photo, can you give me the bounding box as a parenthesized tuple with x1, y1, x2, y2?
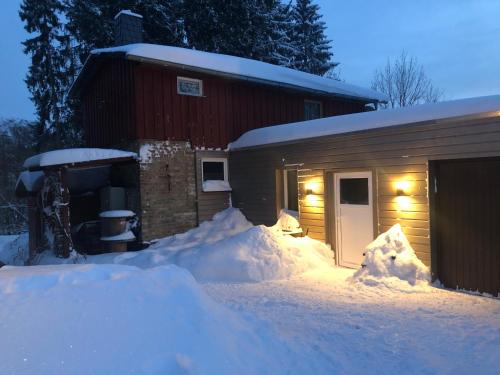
(114, 10, 143, 46)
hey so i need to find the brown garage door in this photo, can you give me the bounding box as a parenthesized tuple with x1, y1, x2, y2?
(433, 158, 500, 296)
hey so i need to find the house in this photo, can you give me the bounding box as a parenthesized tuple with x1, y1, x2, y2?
(16, 10, 385, 259)
(228, 95, 500, 296)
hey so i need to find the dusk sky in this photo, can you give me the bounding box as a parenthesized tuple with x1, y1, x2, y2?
(0, 0, 499, 120)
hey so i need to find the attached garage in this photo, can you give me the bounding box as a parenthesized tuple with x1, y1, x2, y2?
(430, 157, 500, 295)
(229, 96, 500, 296)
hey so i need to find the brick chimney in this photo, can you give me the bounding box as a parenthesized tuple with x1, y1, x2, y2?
(114, 10, 143, 46)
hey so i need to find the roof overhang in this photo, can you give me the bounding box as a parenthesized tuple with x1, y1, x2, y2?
(69, 50, 386, 104)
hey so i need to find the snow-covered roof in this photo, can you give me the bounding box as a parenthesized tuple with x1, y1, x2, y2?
(15, 170, 45, 195)
(114, 9, 143, 19)
(23, 148, 137, 169)
(230, 95, 500, 150)
(90, 43, 386, 103)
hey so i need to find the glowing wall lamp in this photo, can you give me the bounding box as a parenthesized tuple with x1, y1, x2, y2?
(395, 181, 410, 196)
(305, 182, 319, 195)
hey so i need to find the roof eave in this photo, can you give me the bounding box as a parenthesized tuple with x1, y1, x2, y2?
(126, 54, 385, 103)
(230, 110, 500, 152)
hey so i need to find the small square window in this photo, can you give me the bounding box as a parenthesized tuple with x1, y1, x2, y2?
(201, 158, 231, 192)
(304, 100, 322, 120)
(340, 178, 369, 205)
(177, 77, 203, 96)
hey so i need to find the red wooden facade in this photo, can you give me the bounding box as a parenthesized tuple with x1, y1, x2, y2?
(81, 58, 368, 148)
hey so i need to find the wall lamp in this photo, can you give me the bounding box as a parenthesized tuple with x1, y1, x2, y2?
(305, 182, 319, 195)
(395, 181, 410, 196)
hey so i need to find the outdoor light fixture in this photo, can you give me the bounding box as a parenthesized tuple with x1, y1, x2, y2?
(305, 182, 319, 195)
(395, 181, 410, 196)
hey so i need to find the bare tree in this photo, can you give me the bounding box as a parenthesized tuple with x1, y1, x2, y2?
(371, 52, 443, 108)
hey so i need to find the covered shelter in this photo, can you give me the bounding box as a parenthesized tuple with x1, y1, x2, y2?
(16, 148, 139, 259)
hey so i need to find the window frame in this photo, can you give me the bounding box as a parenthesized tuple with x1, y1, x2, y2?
(283, 169, 299, 212)
(177, 76, 203, 97)
(201, 157, 228, 183)
(304, 99, 323, 120)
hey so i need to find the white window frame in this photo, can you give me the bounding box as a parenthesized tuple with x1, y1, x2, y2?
(177, 76, 203, 97)
(304, 99, 323, 120)
(201, 157, 228, 183)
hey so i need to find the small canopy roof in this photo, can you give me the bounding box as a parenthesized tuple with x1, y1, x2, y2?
(23, 148, 137, 170)
(230, 95, 500, 150)
(15, 170, 45, 197)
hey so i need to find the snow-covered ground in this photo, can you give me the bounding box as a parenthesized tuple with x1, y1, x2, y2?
(0, 209, 498, 374)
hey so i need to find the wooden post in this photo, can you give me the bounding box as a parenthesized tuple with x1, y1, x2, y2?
(58, 167, 71, 258)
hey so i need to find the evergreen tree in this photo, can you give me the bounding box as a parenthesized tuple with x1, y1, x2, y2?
(290, 0, 335, 75)
(19, 0, 68, 151)
(65, 0, 186, 64)
(183, 0, 295, 65)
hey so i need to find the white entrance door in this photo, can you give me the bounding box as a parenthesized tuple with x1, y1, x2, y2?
(334, 171, 374, 268)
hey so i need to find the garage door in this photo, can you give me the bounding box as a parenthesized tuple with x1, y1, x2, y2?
(433, 158, 500, 296)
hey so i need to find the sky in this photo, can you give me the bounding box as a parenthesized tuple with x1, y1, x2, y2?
(0, 0, 499, 121)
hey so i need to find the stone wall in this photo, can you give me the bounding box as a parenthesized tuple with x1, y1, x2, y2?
(137, 140, 198, 241)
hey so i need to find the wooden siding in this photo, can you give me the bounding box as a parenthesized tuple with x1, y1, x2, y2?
(195, 151, 231, 223)
(132, 63, 366, 148)
(82, 59, 136, 148)
(229, 114, 500, 268)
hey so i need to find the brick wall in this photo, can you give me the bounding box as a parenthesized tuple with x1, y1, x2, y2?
(137, 140, 197, 241)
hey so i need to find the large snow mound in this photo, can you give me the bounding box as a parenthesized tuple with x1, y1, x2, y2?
(0, 264, 292, 375)
(37, 208, 334, 283)
(174, 225, 334, 283)
(352, 224, 430, 287)
(150, 207, 253, 251)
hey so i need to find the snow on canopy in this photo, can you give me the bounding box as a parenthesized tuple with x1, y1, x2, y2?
(23, 148, 137, 169)
(90, 43, 386, 103)
(230, 95, 500, 150)
(15, 170, 44, 193)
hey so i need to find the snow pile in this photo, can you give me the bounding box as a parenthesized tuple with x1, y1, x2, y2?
(23, 148, 137, 169)
(352, 224, 430, 287)
(150, 207, 253, 251)
(38, 208, 334, 283)
(0, 234, 29, 265)
(174, 225, 334, 283)
(0, 264, 292, 374)
(275, 209, 300, 231)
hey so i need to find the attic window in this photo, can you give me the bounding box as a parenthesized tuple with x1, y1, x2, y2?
(177, 76, 203, 97)
(304, 100, 322, 120)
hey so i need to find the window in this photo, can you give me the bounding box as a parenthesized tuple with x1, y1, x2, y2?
(340, 178, 369, 205)
(177, 76, 203, 96)
(304, 100, 322, 120)
(201, 158, 231, 192)
(284, 169, 299, 212)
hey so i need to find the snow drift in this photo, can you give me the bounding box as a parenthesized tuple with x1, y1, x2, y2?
(37, 208, 334, 283)
(150, 207, 253, 251)
(174, 225, 334, 283)
(0, 264, 292, 375)
(352, 224, 430, 286)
